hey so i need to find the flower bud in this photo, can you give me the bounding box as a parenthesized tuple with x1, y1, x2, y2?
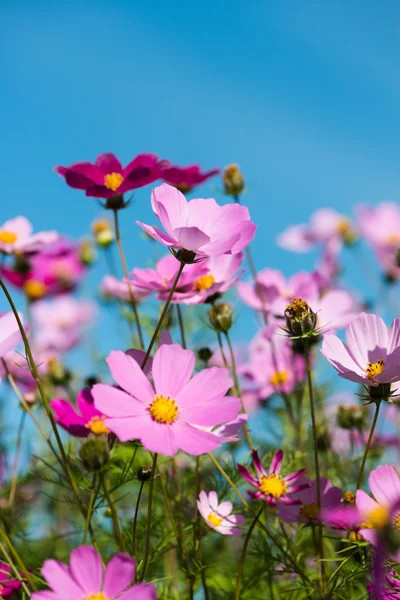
(284, 298, 318, 338)
(48, 359, 72, 386)
(79, 436, 109, 471)
(96, 229, 115, 248)
(79, 240, 96, 265)
(137, 466, 152, 481)
(197, 347, 213, 363)
(208, 303, 233, 333)
(222, 164, 245, 197)
(336, 404, 368, 431)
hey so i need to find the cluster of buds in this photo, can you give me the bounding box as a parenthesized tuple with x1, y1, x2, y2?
(283, 298, 318, 339)
(79, 436, 109, 471)
(208, 303, 233, 333)
(91, 219, 115, 248)
(336, 404, 368, 431)
(222, 164, 245, 197)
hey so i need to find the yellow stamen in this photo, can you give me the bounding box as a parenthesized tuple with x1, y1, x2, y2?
(366, 505, 389, 529)
(259, 474, 287, 498)
(149, 394, 179, 424)
(299, 502, 319, 520)
(269, 370, 289, 386)
(85, 415, 110, 435)
(285, 297, 309, 317)
(104, 172, 124, 192)
(207, 511, 223, 527)
(365, 359, 385, 382)
(0, 231, 17, 244)
(23, 280, 46, 299)
(337, 219, 351, 236)
(343, 491, 356, 504)
(86, 594, 108, 600)
(194, 274, 215, 291)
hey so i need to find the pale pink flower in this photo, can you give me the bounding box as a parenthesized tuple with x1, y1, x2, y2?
(100, 275, 150, 303)
(197, 491, 245, 535)
(136, 183, 256, 257)
(92, 343, 241, 456)
(0, 216, 58, 254)
(356, 202, 400, 251)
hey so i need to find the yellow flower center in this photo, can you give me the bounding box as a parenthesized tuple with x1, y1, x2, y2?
(259, 474, 287, 498)
(365, 359, 385, 382)
(85, 594, 108, 600)
(299, 502, 319, 520)
(285, 297, 309, 318)
(366, 505, 389, 529)
(269, 370, 289, 386)
(337, 219, 351, 236)
(0, 231, 17, 244)
(343, 491, 356, 504)
(149, 394, 179, 424)
(104, 172, 124, 192)
(194, 274, 215, 291)
(85, 415, 110, 435)
(207, 511, 223, 527)
(23, 280, 47, 299)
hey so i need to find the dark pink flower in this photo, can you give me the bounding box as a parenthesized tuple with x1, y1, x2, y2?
(55, 152, 161, 199)
(160, 162, 219, 193)
(51, 389, 109, 437)
(279, 477, 342, 524)
(0, 563, 22, 598)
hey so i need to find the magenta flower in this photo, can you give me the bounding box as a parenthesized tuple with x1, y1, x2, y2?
(0, 216, 58, 255)
(0, 564, 22, 598)
(321, 312, 400, 387)
(55, 152, 161, 199)
(51, 389, 109, 437)
(100, 275, 150, 303)
(160, 162, 219, 193)
(279, 477, 342, 524)
(197, 491, 245, 535)
(31, 545, 156, 600)
(92, 343, 241, 456)
(237, 449, 308, 506)
(367, 572, 400, 599)
(136, 183, 256, 257)
(0, 312, 24, 358)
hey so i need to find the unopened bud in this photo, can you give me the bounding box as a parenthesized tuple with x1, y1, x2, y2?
(79, 436, 109, 471)
(137, 466, 152, 481)
(336, 404, 368, 431)
(197, 347, 213, 363)
(222, 164, 245, 197)
(96, 229, 115, 248)
(208, 303, 233, 333)
(92, 219, 111, 236)
(79, 240, 96, 265)
(284, 298, 318, 338)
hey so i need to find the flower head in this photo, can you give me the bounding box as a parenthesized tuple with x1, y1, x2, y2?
(238, 449, 308, 506)
(0, 564, 22, 598)
(160, 162, 219, 193)
(51, 389, 109, 438)
(31, 545, 156, 600)
(100, 275, 149, 304)
(92, 343, 241, 456)
(197, 491, 245, 535)
(55, 152, 161, 200)
(136, 183, 256, 257)
(0, 216, 58, 255)
(279, 477, 342, 524)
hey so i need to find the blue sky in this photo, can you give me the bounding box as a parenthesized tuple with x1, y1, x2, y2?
(2, 0, 400, 346)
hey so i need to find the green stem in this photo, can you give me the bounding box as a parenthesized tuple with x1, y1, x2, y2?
(176, 304, 187, 348)
(113, 208, 145, 350)
(207, 452, 248, 507)
(216, 331, 229, 369)
(83, 474, 97, 544)
(235, 507, 263, 600)
(356, 400, 381, 490)
(101, 472, 125, 551)
(0, 528, 36, 590)
(8, 411, 26, 508)
(132, 481, 144, 559)
(140, 453, 158, 582)
(141, 263, 185, 370)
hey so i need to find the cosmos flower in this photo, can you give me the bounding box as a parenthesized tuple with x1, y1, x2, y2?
(92, 343, 241, 456)
(0, 216, 58, 255)
(197, 491, 245, 535)
(100, 275, 150, 303)
(159, 162, 219, 193)
(237, 449, 308, 506)
(136, 183, 256, 257)
(31, 545, 156, 600)
(50, 389, 109, 437)
(356, 203, 400, 253)
(55, 152, 161, 199)
(321, 312, 400, 387)
(0, 564, 22, 598)
(279, 477, 342, 524)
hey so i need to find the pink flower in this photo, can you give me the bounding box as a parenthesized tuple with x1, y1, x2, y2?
(237, 449, 308, 506)
(100, 275, 150, 303)
(136, 183, 256, 257)
(31, 545, 156, 600)
(55, 152, 161, 199)
(159, 162, 219, 193)
(0, 563, 22, 598)
(367, 572, 400, 599)
(321, 312, 400, 387)
(356, 203, 400, 252)
(92, 343, 241, 456)
(279, 477, 342, 524)
(0, 216, 58, 255)
(197, 491, 245, 535)
(51, 389, 109, 437)
(212, 414, 249, 443)
(0, 312, 23, 358)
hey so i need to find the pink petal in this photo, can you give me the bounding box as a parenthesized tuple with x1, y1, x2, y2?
(177, 366, 233, 408)
(139, 420, 178, 456)
(208, 491, 219, 511)
(118, 584, 157, 600)
(172, 226, 210, 251)
(0, 312, 23, 357)
(180, 396, 241, 427)
(388, 318, 400, 354)
(369, 465, 400, 508)
(103, 554, 136, 598)
(106, 351, 154, 403)
(216, 501, 233, 517)
(152, 344, 195, 398)
(95, 153, 123, 174)
(135, 221, 177, 247)
(41, 560, 83, 599)
(105, 415, 150, 443)
(237, 464, 258, 488)
(269, 449, 283, 475)
(92, 385, 147, 418)
(356, 490, 380, 520)
(69, 546, 103, 595)
(151, 184, 188, 233)
(320, 334, 362, 376)
(346, 313, 389, 368)
(173, 422, 220, 455)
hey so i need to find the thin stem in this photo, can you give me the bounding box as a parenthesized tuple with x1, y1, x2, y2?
(140, 453, 158, 582)
(216, 331, 229, 369)
(356, 400, 381, 490)
(141, 263, 185, 370)
(224, 331, 253, 449)
(207, 452, 248, 507)
(235, 507, 263, 600)
(200, 566, 210, 600)
(8, 410, 26, 508)
(176, 304, 186, 348)
(303, 338, 324, 588)
(113, 208, 144, 350)
(132, 481, 144, 559)
(83, 474, 97, 545)
(101, 472, 125, 551)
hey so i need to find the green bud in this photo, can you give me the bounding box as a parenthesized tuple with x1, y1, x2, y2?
(79, 436, 109, 471)
(284, 298, 318, 338)
(208, 303, 233, 333)
(137, 466, 152, 481)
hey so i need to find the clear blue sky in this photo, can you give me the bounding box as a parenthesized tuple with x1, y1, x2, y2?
(2, 0, 400, 344)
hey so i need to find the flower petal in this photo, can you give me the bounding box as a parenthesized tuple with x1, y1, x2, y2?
(152, 344, 195, 398)
(103, 554, 136, 598)
(92, 385, 147, 418)
(106, 351, 154, 403)
(41, 560, 83, 599)
(69, 546, 103, 595)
